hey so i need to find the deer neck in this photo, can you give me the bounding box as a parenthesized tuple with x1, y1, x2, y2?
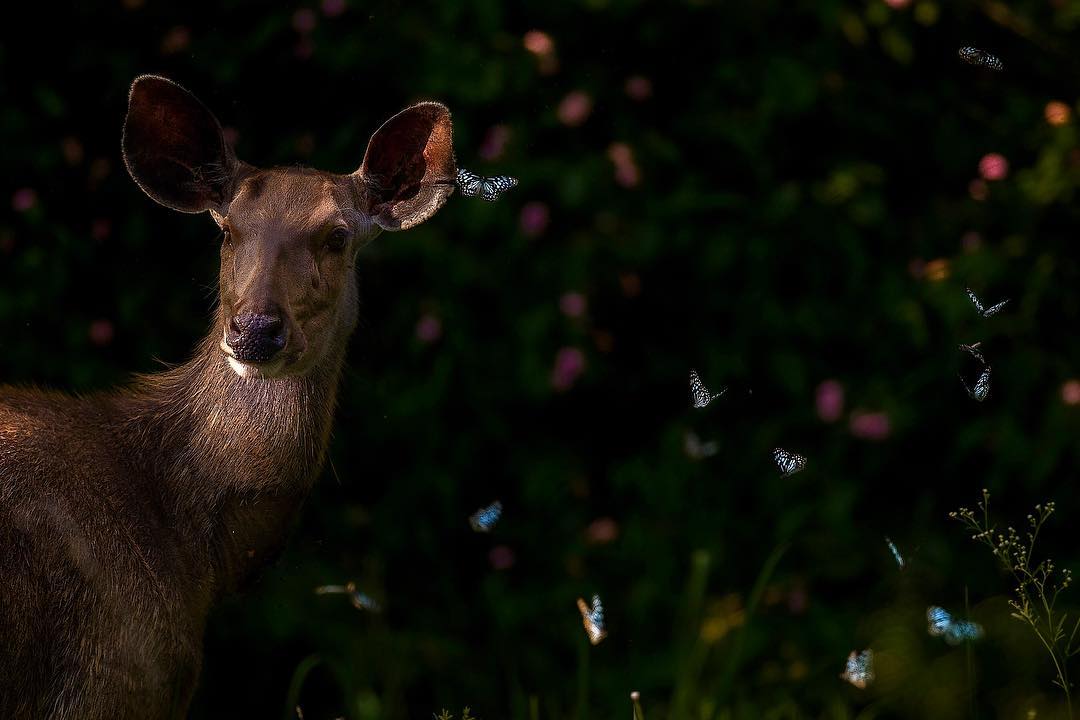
(124, 306, 350, 596)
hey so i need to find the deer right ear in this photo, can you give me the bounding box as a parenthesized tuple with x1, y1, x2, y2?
(355, 102, 457, 231)
(122, 75, 241, 215)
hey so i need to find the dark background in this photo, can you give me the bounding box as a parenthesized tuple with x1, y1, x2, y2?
(2, 1, 1080, 718)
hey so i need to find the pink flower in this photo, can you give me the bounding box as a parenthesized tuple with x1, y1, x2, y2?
(91, 219, 111, 241)
(960, 231, 982, 252)
(815, 380, 844, 422)
(559, 292, 587, 318)
(12, 188, 37, 212)
(557, 91, 592, 127)
(321, 0, 346, 17)
(849, 411, 891, 440)
(584, 517, 618, 544)
(968, 178, 988, 201)
(415, 314, 442, 344)
(608, 143, 641, 188)
(478, 124, 510, 162)
(551, 347, 586, 391)
(1062, 379, 1080, 406)
(624, 75, 653, 101)
(489, 545, 515, 570)
(522, 30, 554, 56)
(978, 153, 1008, 181)
(292, 8, 317, 33)
(519, 201, 549, 237)
(88, 319, 115, 347)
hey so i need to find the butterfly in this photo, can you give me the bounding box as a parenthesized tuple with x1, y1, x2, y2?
(840, 649, 874, 689)
(314, 582, 381, 612)
(927, 606, 984, 644)
(469, 500, 503, 532)
(773, 447, 807, 477)
(684, 431, 719, 460)
(885, 536, 905, 569)
(965, 288, 1010, 318)
(577, 594, 608, 645)
(958, 46, 1004, 71)
(958, 343, 992, 401)
(690, 369, 727, 409)
(961, 364, 992, 402)
(456, 167, 518, 202)
(958, 342, 986, 365)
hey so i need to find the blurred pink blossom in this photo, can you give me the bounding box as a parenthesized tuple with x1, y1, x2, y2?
(478, 124, 511, 161)
(625, 75, 653, 100)
(489, 545, 516, 570)
(815, 380, 844, 422)
(321, 0, 346, 17)
(519, 201, 549, 237)
(91, 218, 111, 242)
(1062, 379, 1080, 406)
(160, 25, 190, 54)
(12, 188, 37, 212)
(585, 517, 619, 544)
(961, 230, 982, 252)
(61, 137, 84, 165)
(968, 178, 988, 201)
(978, 153, 1008, 181)
(292, 8, 317, 32)
(523, 30, 554, 56)
(849, 411, 891, 440)
(787, 585, 808, 614)
(88, 319, 115, 347)
(608, 143, 641, 188)
(557, 91, 592, 127)
(551, 346, 586, 391)
(559, 291, 587, 318)
(415, 314, 442, 344)
(884, 0, 911, 8)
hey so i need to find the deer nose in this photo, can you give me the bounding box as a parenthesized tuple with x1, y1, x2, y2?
(227, 313, 287, 363)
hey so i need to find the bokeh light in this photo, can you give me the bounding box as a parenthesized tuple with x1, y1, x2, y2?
(551, 346, 586, 391)
(559, 291, 587, 318)
(978, 153, 1009, 181)
(1062, 379, 1080, 406)
(850, 410, 891, 440)
(557, 91, 592, 127)
(519, 201, 549, 237)
(11, 188, 37, 212)
(816, 380, 845, 422)
(1044, 100, 1071, 126)
(415, 314, 442, 344)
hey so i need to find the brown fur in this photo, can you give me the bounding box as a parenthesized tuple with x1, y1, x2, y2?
(0, 76, 456, 719)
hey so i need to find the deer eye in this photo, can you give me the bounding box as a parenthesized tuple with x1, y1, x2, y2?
(325, 227, 350, 252)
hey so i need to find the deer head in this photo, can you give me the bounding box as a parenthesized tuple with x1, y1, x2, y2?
(122, 75, 456, 379)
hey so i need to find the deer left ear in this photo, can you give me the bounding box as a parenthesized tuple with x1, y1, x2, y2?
(355, 102, 456, 231)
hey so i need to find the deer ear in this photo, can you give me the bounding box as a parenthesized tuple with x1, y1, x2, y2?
(356, 102, 456, 231)
(122, 75, 241, 215)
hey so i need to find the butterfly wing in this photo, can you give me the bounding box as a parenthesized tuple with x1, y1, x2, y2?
(967, 366, 991, 401)
(478, 175, 518, 202)
(690, 369, 711, 408)
(577, 595, 607, 645)
(840, 650, 874, 689)
(965, 288, 985, 314)
(469, 500, 503, 532)
(981, 298, 1009, 317)
(773, 448, 806, 477)
(927, 606, 952, 636)
(456, 168, 484, 197)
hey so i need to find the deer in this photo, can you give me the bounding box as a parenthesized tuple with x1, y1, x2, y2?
(0, 75, 459, 719)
